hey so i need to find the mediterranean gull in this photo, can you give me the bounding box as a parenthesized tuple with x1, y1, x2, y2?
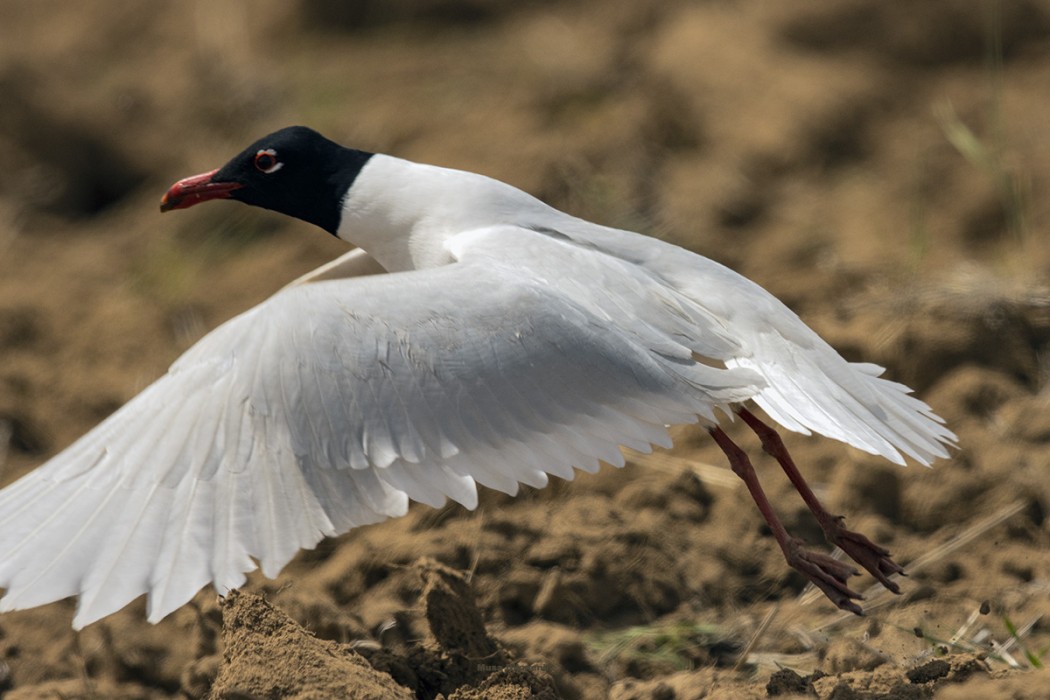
(0, 126, 956, 628)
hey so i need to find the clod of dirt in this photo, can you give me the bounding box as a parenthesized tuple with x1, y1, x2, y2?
(825, 682, 860, 700)
(408, 557, 514, 696)
(940, 656, 988, 685)
(448, 664, 560, 700)
(209, 590, 412, 700)
(766, 668, 809, 696)
(348, 558, 556, 699)
(905, 659, 949, 684)
(418, 557, 503, 661)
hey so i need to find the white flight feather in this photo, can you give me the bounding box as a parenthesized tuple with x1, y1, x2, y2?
(0, 154, 954, 630)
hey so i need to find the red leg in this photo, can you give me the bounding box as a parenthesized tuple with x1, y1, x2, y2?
(736, 407, 904, 594)
(708, 426, 864, 614)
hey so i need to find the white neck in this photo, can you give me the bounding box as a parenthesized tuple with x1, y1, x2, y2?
(335, 155, 563, 272)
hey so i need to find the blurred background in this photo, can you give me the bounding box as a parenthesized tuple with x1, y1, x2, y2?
(1, 1, 1048, 698)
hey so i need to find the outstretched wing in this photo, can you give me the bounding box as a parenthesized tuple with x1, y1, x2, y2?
(0, 247, 760, 628)
(542, 216, 957, 465)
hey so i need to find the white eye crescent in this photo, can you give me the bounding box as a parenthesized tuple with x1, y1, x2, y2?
(253, 148, 283, 174)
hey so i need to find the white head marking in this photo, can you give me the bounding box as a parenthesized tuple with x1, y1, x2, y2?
(254, 148, 284, 174)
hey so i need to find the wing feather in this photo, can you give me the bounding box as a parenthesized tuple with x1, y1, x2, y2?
(0, 247, 758, 627)
(538, 218, 958, 464)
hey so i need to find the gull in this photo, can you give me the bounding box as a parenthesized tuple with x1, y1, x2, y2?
(0, 127, 955, 629)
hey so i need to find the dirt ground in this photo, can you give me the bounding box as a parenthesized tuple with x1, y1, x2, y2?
(1, 1, 1049, 698)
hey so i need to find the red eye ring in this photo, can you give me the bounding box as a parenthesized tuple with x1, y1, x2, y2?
(254, 149, 282, 174)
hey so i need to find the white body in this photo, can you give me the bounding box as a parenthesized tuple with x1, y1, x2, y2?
(0, 154, 954, 628)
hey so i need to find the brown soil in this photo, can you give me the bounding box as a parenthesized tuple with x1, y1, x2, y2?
(2, 1, 1050, 698)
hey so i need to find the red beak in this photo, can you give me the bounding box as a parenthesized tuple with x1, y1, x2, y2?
(159, 169, 243, 212)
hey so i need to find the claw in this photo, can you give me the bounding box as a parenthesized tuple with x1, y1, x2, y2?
(826, 523, 905, 594)
(785, 537, 865, 615)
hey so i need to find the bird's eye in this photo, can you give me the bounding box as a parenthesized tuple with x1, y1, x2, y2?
(253, 149, 282, 174)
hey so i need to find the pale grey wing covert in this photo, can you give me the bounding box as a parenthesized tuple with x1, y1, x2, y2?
(0, 256, 760, 628)
(538, 217, 958, 465)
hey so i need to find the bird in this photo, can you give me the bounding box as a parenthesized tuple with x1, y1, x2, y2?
(0, 126, 955, 629)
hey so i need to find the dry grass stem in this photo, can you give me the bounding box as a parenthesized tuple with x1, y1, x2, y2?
(736, 604, 779, 671)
